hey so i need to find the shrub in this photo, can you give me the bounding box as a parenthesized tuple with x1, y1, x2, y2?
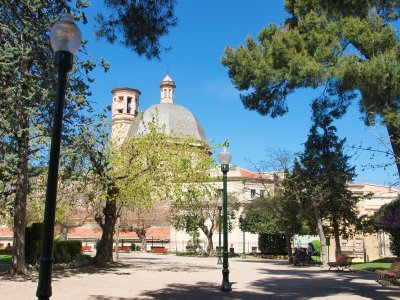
(311, 240, 321, 255)
(131, 244, 141, 251)
(258, 234, 287, 255)
(54, 241, 82, 263)
(25, 223, 43, 264)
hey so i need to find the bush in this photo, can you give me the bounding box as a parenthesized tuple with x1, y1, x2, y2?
(54, 241, 82, 263)
(25, 223, 43, 264)
(311, 240, 321, 255)
(258, 234, 287, 255)
(131, 244, 141, 251)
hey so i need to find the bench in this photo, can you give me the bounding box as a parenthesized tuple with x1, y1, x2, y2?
(328, 256, 353, 271)
(376, 261, 400, 285)
(151, 246, 167, 254)
(81, 245, 92, 252)
(0, 248, 12, 255)
(114, 245, 131, 252)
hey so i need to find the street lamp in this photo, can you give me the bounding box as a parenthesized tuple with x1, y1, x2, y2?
(36, 13, 81, 300)
(218, 145, 232, 292)
(217, 198, 223, 264)
(241, 213, 246, 259)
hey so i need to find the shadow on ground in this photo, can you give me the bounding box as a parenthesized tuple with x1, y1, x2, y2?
(88, 281, 267, 300)
(249, 267, 400, 299)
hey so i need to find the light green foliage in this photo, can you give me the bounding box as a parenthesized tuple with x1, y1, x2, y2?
(170, 189, 239, 255)
(109, 116, 214, 255)
(222, 0, 400, 176)
(111, 117, 213, 210)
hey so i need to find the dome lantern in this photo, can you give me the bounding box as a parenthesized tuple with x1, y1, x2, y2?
(160, 74, 176, 104)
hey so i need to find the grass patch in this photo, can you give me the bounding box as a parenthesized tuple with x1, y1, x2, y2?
(0, 254, 11, 264)
(351, 258, 394, 272)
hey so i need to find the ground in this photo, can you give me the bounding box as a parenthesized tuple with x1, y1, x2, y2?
(0, 252, 399, 299)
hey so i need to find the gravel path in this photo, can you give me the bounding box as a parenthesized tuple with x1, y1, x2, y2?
(0, 252, 399, 299)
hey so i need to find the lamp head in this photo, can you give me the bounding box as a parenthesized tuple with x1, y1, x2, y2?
(50, 13, 82, 55)
(217, 198, 222, 208)
(218, 146, 232, 165)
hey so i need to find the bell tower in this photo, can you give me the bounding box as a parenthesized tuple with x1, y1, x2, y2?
(111, 87, 141, 145)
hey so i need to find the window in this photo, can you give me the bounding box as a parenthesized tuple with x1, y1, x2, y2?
(260, 190, 265, 198)
(117, 96, 124, 112)
(127, 97, 132, 113)
(251, 189, 256, 198)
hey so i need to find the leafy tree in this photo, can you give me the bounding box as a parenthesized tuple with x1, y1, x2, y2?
(0, 1, 100, 275)
(243, 190, 305, 263)
(292, 99, 359, 264)
(25, 165, 97, 241)
(374, 197, 400, 257)
(90, 116, 213, 264)
(119, 201, 170, 252)
(170, 190, 239, 255)
(0, 0, 178, 274)
(222, 0, 400, 178)
(244, 152, 306, 263)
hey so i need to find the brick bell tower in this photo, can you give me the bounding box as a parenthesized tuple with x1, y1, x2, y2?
(111, 87, 141, 145)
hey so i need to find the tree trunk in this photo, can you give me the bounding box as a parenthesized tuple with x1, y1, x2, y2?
(206, 233, 214, 255)
(385, 121, 400, 178)
(94, 200, 117, 266)
(136, 229, 147, 252)
(332, 218, 342, 257)
(115, 217, 120, 261)
(312, 199, 328, 265)
(60, 224, 68, 241)
(285, 232, 293, 264)
(10, 120, 29, 275)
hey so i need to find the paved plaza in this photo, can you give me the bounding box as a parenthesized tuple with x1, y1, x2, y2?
(1, 252, 400, 299)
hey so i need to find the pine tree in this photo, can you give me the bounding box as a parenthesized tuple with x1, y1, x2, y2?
(294, 99, 358, 264)
(222, 1, 400, 178)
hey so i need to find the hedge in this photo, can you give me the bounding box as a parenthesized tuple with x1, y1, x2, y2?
(258, 234, 287, 255)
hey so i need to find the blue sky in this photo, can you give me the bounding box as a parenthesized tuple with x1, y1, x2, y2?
(81, 1, 398, 186)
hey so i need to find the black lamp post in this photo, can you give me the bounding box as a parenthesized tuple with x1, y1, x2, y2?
(217, 198, 222, 264)
(218, 145, 232, 292)
(241, 213, 246, 259)
(36, 13, 81, 300)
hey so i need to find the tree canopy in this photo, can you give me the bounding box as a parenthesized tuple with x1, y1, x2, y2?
(0, 0, 178, 274)
(292, 98, 359, 263)
(374, 197, 400, 257)
(222, 0, 400, 177)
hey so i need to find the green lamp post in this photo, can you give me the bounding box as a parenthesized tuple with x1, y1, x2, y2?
(36, 13, 81, 300)
(241, 213, 246, 259)
(217, 198, 223, 264)
(218, 145, 232, 292)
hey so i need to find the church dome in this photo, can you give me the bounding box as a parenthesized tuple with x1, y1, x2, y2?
(127, 75, 206, 141)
